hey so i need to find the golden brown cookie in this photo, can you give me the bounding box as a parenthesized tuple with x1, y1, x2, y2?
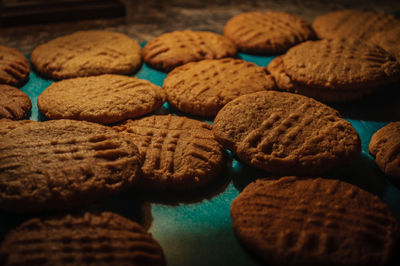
(31, 31, 142, 79)
(163, 58, 276, 116)
(281, 39, 400, 100)
(0, 212, 166, 266)
(369, 26, 400, 62)
(0, 118, 34, 137)
(38, 74, 165, 124)
(0, 119, 142, 213)
(114, 115, 226, 191)
(0, 45, 29, 87)
(369, 122, 400, 179)
(212, 91, 361, 176)
(224, 11, 315, 54)
(231, 176, 400, 266)
(0, 84, 32, 120)
(142, 30, 237, 72)
(312, 10, 400, 41)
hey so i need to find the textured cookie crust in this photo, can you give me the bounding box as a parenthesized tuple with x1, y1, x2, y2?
(142, 30, 237, 72)
(312, 10, 400, 41)
(268, 56, 376, 102)
(283, 39, 400, 91)
(224, 11, 314, 54)
(231, 177, 400, 266)
(369, 122, 400, 179)
(114, 115, 226, 191)
(163, 58, 276, 116)
(212, 91, 361, 176)
(0, 84, 32, 120)
(0, 118, 34, 137)
(0, 119, 142, 213)
(31, 31, 142, 79)
(0, 45, 29, 87)
(0, 212, 166, 266)
(38, 74, 165, 124)
(370, 26, 400, 62)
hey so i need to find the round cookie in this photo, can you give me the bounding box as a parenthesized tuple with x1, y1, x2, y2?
(267, 56, 377, 102)
(231, 176, 400, 266)
(282, 39, 400, 93)
(224, 11, 315, 54)
(0, 212, 166, 266)
(142, 30, 237, 72)
(114, 115, 226, 191)
(0, 45, 30, 87)
(312, 10, 400, 41)
(369, 26, 400, 62)
(31, 31, 142, 79)
(163, 58, 276, 116)
(212, 91, 361, 176)
(369, 122, 400, 179)
(38, 74, 165, 124)
(0, 119, 142, 213)
(0, 84, 32, 120)
(0, 118, 34, 137)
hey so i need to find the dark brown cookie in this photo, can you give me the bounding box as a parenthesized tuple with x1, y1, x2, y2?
(0, 45, 30, 87)
(114, 115, 226, 191)
(0, 212, 166, 266)
(0, 118, 34, 137)
(212, 91, 361, 176)
(163, 58, 276, 116)
(224, 11, 315, 54)
(0, 119, 142, 213)
(0, 84, 32, 120)
(369, 26, 400, 62)
(38, 74, 165, 124)
(142, 30, 237, 72)
(31, 31, 142, 80)
(312, 10, 400, 41)
(231, 177, 400, 266)
(369, 122, 400, 179)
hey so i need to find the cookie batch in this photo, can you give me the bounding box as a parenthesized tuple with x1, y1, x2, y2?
(1, 9, 400, 266)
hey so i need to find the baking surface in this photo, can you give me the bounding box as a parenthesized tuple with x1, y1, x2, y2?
(1, 46, 400, 265)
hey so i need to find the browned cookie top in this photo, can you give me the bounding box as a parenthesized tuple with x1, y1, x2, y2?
(267, 56, 295, 92)
(30, 31, 142, 79)
(0, 45, 29, 87)
(212, 91, 361, 176)
(38, 74, 165, 124)
(0, 212, 166, 266)
(163, 58, 276, 116)
(0, 118, 34, 137)
(312, 10, 400, 41)
(0, 84, 32, 120)
(142, 30, 237, 72)
(0, 119, 142, 213)
(114, 115, 226, 191)
(370, 26, 400, 62)
(282, 39, 400, 90)
(369, 122, 400, 179)
(224, 11, 314, 54)
(231, 177, 400, 266)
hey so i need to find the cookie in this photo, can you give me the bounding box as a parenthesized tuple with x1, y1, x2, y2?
(369, 122, 400, 179)
(142, 30, 237, 72)
(231, 176, 400, 266)
(369, 26, 400, 62)
(212, 91, 361, 176)
(163, 58, 276, 116)
(0, 212, 166, 266)
(0, 118, 34, 137)
(282, 39, 400, 99)
(267, 55, 377, 102)
(312, 10, 400, 41)
(31, 31, 142, 79)
(38, 74, 165, 124)
(0, 45, 30, 87)
(0, 84, 32, 120)
(114, 115, 226, 191)
(0, 119, 142, 213)
(224, 11, 315, 54)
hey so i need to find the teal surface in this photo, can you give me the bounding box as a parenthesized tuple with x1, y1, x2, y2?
(1, 46, 400, 266)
